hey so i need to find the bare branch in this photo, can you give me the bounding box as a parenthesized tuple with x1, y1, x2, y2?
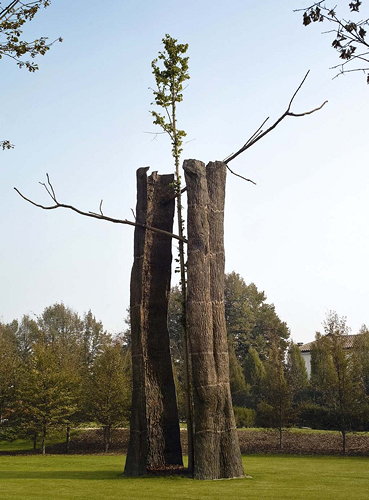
(38, 180, 54, 201)
(288, 100, 328, 117)
(287, 70, 310, 110)
(226, 165, 256, 185)
(14, 181, 187, 243)
(224, 71, 328, 164)
(293, 1, 324, 12)
(0, 0, 20, 21)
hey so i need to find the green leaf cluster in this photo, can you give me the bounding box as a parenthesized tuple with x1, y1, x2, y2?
(151, 34, 189, 165)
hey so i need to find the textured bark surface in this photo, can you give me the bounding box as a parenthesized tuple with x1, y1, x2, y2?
(184, 159, 244, 480)
(124, 168, 183, 476)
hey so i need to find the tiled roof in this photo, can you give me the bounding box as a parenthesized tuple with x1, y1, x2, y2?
(299, 334, 360, 352)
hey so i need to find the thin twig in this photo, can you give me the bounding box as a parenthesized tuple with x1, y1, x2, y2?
(226, 165, 256, 185)
(47, 173, 56, 201)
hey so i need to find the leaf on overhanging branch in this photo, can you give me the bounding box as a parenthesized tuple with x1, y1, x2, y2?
(359, 27, 366, 39)
(345, 23, 357, 33)
(303, 12, 311, 26)
(1, 140, 14, 150)
(349, 1, 362, 12)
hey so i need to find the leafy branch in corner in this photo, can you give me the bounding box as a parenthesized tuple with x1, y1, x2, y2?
(1, 0, 62, 149)
(0, 0, 62, 72)
(294, 1, 369, 82)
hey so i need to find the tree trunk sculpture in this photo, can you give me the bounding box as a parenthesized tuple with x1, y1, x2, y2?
(184, 159, 244, 480)
(125, 168, 183, 476)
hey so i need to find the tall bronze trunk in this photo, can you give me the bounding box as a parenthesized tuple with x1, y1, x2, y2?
(184, 159, 244, 480)
(125, 168, 183, 476)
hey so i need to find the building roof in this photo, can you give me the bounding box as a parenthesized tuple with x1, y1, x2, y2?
(298, 334, 360, 353)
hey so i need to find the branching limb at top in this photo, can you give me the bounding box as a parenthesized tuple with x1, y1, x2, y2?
(223, 70, 327, 165)
(14, 174, 187, 243)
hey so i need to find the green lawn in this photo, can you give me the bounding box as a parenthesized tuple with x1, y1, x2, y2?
(0, 455, 368, 499)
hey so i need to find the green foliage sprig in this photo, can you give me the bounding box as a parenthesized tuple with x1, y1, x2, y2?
(151, 34, 189, 169)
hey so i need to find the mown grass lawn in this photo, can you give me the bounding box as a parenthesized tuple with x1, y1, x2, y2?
(0, 454, 368, 499)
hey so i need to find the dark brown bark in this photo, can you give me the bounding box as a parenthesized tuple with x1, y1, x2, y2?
(104, 425, 111, 453)
(66, 425, 71, 453)
(41, 424, 46, 455)
(33, 432, 37, 451)
(341, 429, 346, 455)
(184, 159, 244, 480)
(125, 168, 183, 476)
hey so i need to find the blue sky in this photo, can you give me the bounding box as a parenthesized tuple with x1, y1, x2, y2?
(1, 0, 368, 342)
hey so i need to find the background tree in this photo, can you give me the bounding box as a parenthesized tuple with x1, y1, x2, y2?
(310, 312, 366, 453)
(0, 321, 20, 439)
(228, 341, 249, 407)
(37, 302, 83, 347)
(258, 342, 292, 449)
(86, 340, 130, 452)
(353, 325, 369, 396)
(243, 346, 266, 409)
(15, 340, 79, 454)
(0, 0, 61, 149)
(225, 272, 290, 360)
(81, 310, 109, 369)
(14, 315, 39, 360)
(296, 1, 369, 82)
(286, 342, 309, 404)
(168, 274, 289, 409)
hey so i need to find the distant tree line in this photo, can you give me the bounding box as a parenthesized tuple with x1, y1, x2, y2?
(170, 273, 369, 454)
(1, 276, 369, 455)
(0, 304, 130, 453)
